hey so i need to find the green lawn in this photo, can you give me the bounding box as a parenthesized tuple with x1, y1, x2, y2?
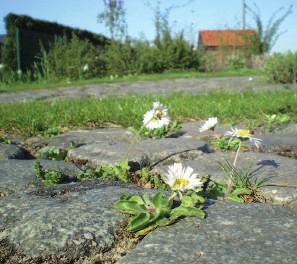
(0, 68, 263, 93)
(1, 89, 296, 137)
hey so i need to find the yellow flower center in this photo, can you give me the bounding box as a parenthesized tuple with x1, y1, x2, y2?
(151, 117, 157, 123)
(237, 129, 251, 137)
(173, 178, 189, 189)
(155, 110, 163, 119)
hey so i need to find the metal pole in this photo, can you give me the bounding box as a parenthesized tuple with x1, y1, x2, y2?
(242, 0, 246, 30)
(15, 27, 21, 73)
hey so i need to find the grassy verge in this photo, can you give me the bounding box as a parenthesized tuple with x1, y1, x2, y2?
(0, 89, 296, 138)
(0, 68, 263, 93)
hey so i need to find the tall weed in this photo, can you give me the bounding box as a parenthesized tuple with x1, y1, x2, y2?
(34, 34, 105, 81)
(265, 52, 297, 84)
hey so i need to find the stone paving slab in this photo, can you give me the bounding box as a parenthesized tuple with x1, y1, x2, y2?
(118, 200, 297, 264)
(23, 128, 131, 155)
(173, 121, 297, 156)
(257, 134, 297, 153)
(274, 123, 297, 134)
(0, 143, 28, 160)
(153, 152, 297, 204)
(67, 138, 207, 170)
(0, 182, 148, 260)
(0, 160, 81, 195)
(177, 121, 297, 148)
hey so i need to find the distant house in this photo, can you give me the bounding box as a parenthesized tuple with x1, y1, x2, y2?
(198, 30, 257, 54)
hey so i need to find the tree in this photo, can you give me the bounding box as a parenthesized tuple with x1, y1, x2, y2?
(145, 0, 195, 47)
(98, 0, 127, 40)
(246, 3, 293, 54)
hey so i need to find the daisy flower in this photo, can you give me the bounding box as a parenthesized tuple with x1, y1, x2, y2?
(199, 117, 218, 132)
(163, 163, 203, 193)
(226, 128, 261, 147)
(143, 102, 170, 129)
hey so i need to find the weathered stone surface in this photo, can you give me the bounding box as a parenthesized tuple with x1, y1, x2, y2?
(274, 123, 297, 134)
(0, 182, 148, 260)
(0, 143, 28, 160)
(179, 122, 297, 156)
(118, 200, 297, 264)
(67, 138, 207, 170)
(3, 76, 294, 104)
(0, 160, 81, 195)
(24, 128, 131, 155)
(257, 134, 297, 153)
(153, 152, 297, 204)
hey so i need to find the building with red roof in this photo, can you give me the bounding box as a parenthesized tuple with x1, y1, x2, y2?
(197, 30, 258, 71)
(198, 30, 257, 52)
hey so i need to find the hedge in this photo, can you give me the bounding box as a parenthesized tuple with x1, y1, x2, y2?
(1, 13, 110, 71)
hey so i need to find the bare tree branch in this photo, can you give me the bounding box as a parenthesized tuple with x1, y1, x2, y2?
(246, 2, 293, 53)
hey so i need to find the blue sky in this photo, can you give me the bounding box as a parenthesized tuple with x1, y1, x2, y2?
(0, 0, 296, 52)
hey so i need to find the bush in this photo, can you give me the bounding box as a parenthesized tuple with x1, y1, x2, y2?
(34, 34, 106, 81)
(264, 52, 297, 83)
(102, 30, 201, 76)
(227, 55, 246, 70)
(2, 13, 109, 71)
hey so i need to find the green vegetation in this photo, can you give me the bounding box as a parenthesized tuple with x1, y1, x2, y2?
(264, 51, 297, 84)
(264, 113, 291, 132)
(0, 10, 263, 91)
(0, 68, 261, 93)
(206, 181, 252, 203)
(246, 4, 293, 54)
(0, 136, 11, 144)
(205, 160, 269, 203)
(134, 168, 168, 191)
(37, 146, 68, 161)
(129, 121, 181, 139)
(210, 136, 241, 152)
(33, 160, 64, 187)
(1, 90, 296, 137)
(114, 191, 205, 236)
(2, 13, 109, 71)
(77, 159, 130, 183)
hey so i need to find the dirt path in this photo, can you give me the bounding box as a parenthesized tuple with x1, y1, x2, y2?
(1, 76, 297, 104)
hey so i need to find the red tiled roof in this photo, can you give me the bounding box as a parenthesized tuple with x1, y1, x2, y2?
(199, 30, 257, 47)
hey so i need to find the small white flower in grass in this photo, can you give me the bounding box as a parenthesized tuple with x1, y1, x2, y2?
(226, 128, 262, 147)
(163, 163, 203, 192)
(143, 101, 170, 129)
(83, 64, 89, 72)
(199, 117, 218, 132)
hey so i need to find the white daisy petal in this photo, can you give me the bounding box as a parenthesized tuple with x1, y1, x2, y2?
(199, 117, 218, 132)
(143, 102, 170, 130)
(163, 163, 203, 192)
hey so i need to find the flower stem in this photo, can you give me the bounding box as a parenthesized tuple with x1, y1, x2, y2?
(124, 117, 152, 160)
(168, 192, 177, 201)
(224, 140, 242, 199)
(124, 125, 143, 160)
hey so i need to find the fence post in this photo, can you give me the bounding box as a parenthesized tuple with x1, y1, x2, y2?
(15, 27, 21, 73)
